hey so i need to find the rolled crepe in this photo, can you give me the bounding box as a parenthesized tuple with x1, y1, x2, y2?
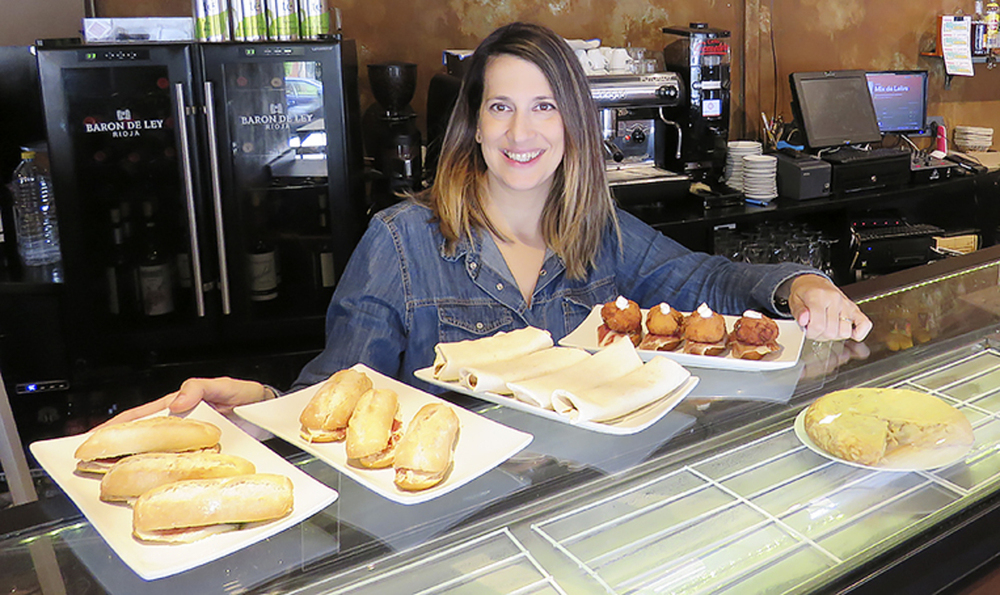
(433, 327, 553, 382)
(459, 347, 591, 394)
(507, 338, 643, 410)
(552, 356, 691, 423)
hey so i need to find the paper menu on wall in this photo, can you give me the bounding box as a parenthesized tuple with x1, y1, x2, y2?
(941, 15, 974, 76)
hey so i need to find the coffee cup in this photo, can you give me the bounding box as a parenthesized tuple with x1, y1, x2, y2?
(609, 48, 632, 73)
(586, 48, 607, 73)
(574, 49, 590, 72)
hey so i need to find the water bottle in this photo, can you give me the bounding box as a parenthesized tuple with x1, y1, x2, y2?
(11, 150, 61, 266)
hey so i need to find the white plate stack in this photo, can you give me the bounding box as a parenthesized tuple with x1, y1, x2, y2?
(724, 140, 762, 191)
(954, 126, 993, 153)
(741, 154, 778, 204)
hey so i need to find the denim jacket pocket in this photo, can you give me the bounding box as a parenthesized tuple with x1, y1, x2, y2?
(437, 302, 515, 343)
(561, 287, 613, 336)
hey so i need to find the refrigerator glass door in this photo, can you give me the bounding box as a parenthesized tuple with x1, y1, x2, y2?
(38, 45, 216, 367)
(202, 43, 360, 340)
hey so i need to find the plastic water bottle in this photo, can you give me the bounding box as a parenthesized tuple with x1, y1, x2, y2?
(11, 151, 61, 266)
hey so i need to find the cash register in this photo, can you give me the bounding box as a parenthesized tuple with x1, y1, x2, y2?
(789, 70, 911, 193)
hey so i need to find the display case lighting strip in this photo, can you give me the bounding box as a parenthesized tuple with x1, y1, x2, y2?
(857, 261, 999, 304)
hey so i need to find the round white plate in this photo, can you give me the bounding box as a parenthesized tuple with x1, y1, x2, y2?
(793, 408, 972, 472)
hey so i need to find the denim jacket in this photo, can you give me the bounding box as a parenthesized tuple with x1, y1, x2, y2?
(293, 201, 814, 393)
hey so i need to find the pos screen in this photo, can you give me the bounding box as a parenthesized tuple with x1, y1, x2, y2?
(789, 70, 882, 150)
(865, 70, 929, 135)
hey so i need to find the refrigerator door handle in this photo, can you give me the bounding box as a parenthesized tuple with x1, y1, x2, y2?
(203, 81, 232, 315)
(174, 82, 207, 318)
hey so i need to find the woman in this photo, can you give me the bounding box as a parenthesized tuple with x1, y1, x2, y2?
(102, 22, 871, 422)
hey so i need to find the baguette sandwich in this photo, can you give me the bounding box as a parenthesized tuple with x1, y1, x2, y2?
(346, 388, 404, 468)
(132, 473, 294, 543)
(100, 452, 256, 503)
(74, 416, 222, 475)
(299, 369, 373, 443)
(393, 403, 460, 491)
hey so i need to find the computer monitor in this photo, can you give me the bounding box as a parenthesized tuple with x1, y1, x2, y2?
(789, 70, 883, 150)
(865, 70, 929, 135)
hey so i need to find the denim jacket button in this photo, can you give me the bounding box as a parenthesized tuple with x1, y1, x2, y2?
(476, 322, 484, 330)
(539, 269, 547, 276)
(496, 282, 504, 291)
(469, 261, 478, 270)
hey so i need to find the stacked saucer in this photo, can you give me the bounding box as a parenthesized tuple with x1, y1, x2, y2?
(954, 126, 993, 153)
(741, 154, 778, 204)
(724, 141, 762, 190)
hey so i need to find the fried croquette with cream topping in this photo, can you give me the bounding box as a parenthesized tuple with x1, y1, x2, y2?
(600, 296, 641, 332)
(598, 296, 642, 347)
(731, 311, 779, 345)
(683, 303, 728, 356)
(646, 303, 684, 336)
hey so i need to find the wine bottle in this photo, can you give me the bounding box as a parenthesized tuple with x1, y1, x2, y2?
(174, 209, 193, 291)
(312, 194, 337, 299)
(119, 199, 135, 246)
(136, 201, 176, 316)
(247, 193, 279, 304)
(105, 208, 138, 317)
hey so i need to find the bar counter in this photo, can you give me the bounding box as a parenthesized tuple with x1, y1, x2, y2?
(6, 245, 1000, 594)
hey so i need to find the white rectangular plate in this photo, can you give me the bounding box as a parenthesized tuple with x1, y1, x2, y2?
(560, 305, 805, 371)
(414, 367, 699, 436)
(234, 364, 533, 505)
(29, 403, 339, 581)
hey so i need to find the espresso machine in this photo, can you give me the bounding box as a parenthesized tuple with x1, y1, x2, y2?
(588, 71, 689, 205)
(661, 23, 732, 183)
(366, 62, 422, 208)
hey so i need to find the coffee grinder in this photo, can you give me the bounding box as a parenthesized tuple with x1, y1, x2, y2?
(367, 62, 422, 205)
(661, 23, 731, 183)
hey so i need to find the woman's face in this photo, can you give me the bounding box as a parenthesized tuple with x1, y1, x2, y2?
(477, 54, 565, 200)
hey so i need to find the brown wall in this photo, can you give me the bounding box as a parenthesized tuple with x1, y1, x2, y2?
(2, 0, 83, 47)
(72, 1, 1000, 151)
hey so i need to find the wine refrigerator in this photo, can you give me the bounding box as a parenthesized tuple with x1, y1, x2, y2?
(25, 38, 364, 433)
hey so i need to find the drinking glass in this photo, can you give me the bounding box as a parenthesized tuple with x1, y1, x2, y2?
(741, 241, 768, 264)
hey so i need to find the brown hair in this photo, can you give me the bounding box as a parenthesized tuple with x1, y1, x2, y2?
(418, 22, 617, 280)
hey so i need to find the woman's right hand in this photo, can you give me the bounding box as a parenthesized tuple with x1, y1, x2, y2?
(93, 377, 272, 430)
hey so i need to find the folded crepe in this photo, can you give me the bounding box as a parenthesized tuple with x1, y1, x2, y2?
(459, 347, 591, 394)
(552, 356, 691, 423)
(433, 327, 553, 382)
(507, 338, 643, 410)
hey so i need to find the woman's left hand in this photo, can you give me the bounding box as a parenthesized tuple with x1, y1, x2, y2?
(787, 274, 872, 342)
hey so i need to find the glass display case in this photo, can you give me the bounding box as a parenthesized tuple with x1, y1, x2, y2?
(6, 246, 1000, 594)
